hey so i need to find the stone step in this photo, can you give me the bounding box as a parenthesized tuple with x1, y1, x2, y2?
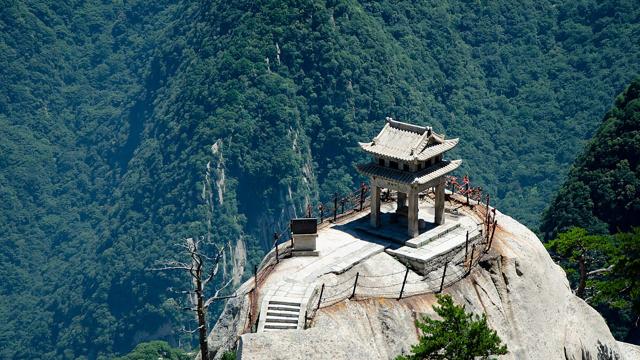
(264, 323, 298, 330)
(264, 316, 299, 324)
(269, 300, 301, 307)
(267, 310, 299, 318)
(405, 222, 462, 248)
(329, 242, 385, 274)
(267, 304, 300, 312)
(300, 238, 363, 275)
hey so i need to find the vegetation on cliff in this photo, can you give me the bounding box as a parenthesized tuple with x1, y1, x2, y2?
(114, 341, 190, 360)
(546, 227, 640, 343)
(396, 294, 507, 360)
(541, 77, 640, 240)
(2, 0, 640, 358)
(543, 78, 640, 343)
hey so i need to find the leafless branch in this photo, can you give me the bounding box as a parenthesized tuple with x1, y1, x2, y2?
(204, 277, 235, 309)
(149, 264, 192, 271)
(203, 293, 238, 308)
(181, 325, 204, 334)
(169, 288, 197, 295)
(203, 245, 225, 287)
(586, 265, 614, 276)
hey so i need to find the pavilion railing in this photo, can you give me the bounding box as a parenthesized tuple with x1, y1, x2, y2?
(246, 176, 498, 331)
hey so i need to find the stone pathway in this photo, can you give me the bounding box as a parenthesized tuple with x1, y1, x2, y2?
(257, 284, 313, 332)
(256, 200, 481, 331)
(256, 213, 388, 332)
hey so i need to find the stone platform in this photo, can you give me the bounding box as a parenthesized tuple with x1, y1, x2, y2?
(354, 204, 482, 275)
(255, 199, 482, 332)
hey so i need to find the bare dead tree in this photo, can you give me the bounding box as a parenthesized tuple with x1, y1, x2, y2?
(153, 237, 235, 360)
(152, 151, 238, 360)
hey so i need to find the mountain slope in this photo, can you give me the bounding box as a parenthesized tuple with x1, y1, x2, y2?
(540, 77, 640, 343)
(541, 77, 640, 239)
(2, 0, 640, 358)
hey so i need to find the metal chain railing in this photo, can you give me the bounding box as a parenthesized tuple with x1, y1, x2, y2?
(246, 182, 372, 332)
(310, 228, 487, 313)
(248, 177, 497, 331)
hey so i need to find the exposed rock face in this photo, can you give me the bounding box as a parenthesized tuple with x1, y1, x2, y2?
(209, 208, 635, 359)
(618, 341, 640, 359)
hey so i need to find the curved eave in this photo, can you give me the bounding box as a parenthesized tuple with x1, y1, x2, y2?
(356, 159, 462, 186)
(413, 159, 461, 185)
(415, 138, 459, 161)
(360, 138, 459, 163)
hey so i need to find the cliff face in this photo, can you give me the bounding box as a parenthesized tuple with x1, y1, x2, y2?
(209, 208, 637, 360)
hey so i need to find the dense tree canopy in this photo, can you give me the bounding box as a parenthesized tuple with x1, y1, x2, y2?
(114, 341, 190, 360)
(1, 0, 640, 358)
(541, 77, 640, 240)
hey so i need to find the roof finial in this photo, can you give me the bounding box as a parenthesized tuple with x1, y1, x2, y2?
(385, 116, 393, 123)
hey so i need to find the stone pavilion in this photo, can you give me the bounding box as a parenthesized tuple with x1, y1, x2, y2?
(357, 117, 461, 237)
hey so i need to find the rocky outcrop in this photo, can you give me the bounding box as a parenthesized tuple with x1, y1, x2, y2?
(618, 341, 640, 359)
(209, 208, 636, 359)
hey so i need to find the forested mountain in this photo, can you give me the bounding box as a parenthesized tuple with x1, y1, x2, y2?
(542, 78, 640, 342)
(1, 0, 639, 358)
(541, 77, 640, 239)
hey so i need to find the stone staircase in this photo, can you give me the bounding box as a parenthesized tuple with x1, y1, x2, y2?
(257, 283, 315, 332)
(261, 299, 302, 331)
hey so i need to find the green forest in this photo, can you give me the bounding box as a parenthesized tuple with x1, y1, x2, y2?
(543, 78, 640, 343)
(1, 0, 640, 358)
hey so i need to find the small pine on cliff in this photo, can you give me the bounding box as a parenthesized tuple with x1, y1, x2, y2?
(541, 77, 640, 240)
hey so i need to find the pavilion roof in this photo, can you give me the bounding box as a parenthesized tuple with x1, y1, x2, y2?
(359, 118, 458, 162)
(357, 159, 462, 186)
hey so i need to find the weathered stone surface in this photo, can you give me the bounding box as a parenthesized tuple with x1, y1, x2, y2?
(617, 341, 640, 359)
(204, 281, 252, 360)
(211, 207, 636, 359)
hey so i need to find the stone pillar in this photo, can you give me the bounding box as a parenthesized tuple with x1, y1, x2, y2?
(407, 190, 419, 238)
(434, 181, 445, 225)
(370, 184, 381, 228)
(397, 192, 407, 209)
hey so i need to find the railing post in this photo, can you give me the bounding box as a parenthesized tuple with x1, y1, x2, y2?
(398, 267, 409, 300)
(304, 310, 308, 329)
(468, 244, 476, 275)
(438, 262, 448, 293)
(316, 283, 325, 310)
(333, 192, 338, 222)
(319, 204, 324, 223)
(487, 220, 497, 252)
(464, 230, 469, 262)
(340, 197, 345, 214)
(254, 264, 258, 283)
(307, 203, 312, 218)
(465, 181, 470, 205)
(350, 272, 360, 299)
(274, 232, 279, 263)
(359, 183, 365, 211)
(485, 194, 491, 238)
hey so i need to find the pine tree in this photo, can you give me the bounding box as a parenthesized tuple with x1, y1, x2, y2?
(397, 294, 507, 360)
